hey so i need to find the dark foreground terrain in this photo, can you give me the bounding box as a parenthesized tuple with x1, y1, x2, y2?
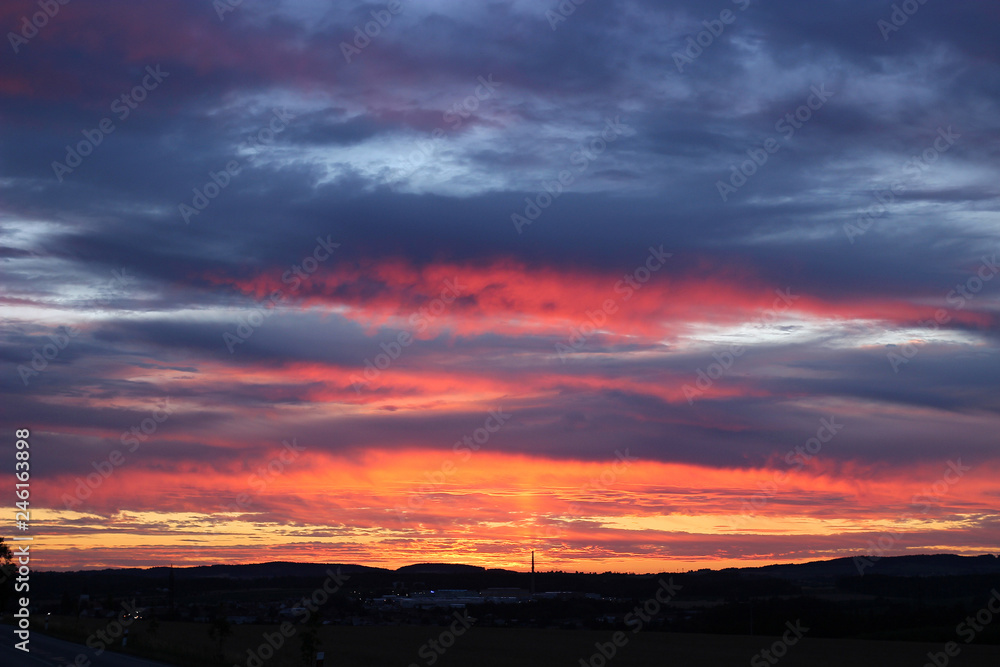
(5, 620, 1000, 667)
(3, 554, 999, 666)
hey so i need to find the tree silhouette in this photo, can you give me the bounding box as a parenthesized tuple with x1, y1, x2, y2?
(0, 537, 14, 612)
(208, 616, 232, 662)
(299, 624, 322, 665)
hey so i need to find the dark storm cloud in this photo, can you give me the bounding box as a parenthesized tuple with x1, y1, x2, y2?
(2, 0, 999, 491)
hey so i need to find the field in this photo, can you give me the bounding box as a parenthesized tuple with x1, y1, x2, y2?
(37, 615, 1000, 667)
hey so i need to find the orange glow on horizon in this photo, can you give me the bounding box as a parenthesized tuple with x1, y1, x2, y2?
(30, 449, 1000, 572)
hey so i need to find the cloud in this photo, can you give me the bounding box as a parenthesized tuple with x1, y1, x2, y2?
(2, 0, 999, 570)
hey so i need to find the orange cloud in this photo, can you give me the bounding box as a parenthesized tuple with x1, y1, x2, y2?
(33, 449, 1000, 572)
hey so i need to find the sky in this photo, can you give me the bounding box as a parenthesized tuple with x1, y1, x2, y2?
(1, 0, 998, 573)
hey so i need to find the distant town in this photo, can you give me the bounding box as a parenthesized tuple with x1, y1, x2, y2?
(15, 554, 1000, 642)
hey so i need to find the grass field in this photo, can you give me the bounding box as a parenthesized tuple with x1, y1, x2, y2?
(36, 615, 1000, 667)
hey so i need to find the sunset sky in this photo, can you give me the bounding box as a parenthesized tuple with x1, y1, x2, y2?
(1, 0, 999, 573)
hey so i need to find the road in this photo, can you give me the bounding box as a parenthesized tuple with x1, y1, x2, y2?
(0, 625, 176, 667)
